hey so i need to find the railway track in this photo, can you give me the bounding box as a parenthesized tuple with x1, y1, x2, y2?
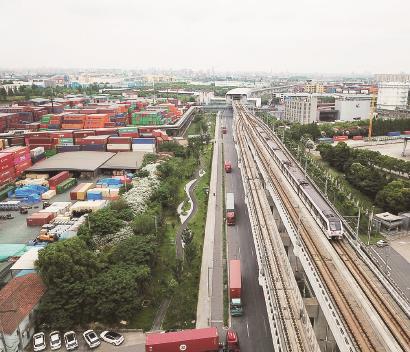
(235, 110, 316, 351)
(234, 102, 409, 351)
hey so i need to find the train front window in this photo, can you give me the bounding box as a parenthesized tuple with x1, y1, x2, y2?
(329, 222, 341, 231)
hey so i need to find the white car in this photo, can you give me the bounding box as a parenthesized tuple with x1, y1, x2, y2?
(50, 331, 61, 350)
(83, 330, 100, 348)
(100, 331, 124, 346)
(376, 240, 388, 247)
(64, 331, 78, 350)
(33, 332, 46, 351)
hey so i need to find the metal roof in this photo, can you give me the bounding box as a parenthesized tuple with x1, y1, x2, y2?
(100, 151, 147, 170)
(226, 88, 253, 96)
(27, 151, 115, 172)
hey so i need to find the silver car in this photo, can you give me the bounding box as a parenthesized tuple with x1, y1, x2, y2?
(83, 330, 100, 349)
(33, 332, 46, 352)
(50, 331, 61, 350)
(64, 331, 78, 350)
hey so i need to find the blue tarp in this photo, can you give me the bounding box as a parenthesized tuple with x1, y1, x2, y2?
(0, 244, 26, 261)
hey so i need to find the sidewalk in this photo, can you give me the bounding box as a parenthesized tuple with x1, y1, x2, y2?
(196, 112, 222, 328)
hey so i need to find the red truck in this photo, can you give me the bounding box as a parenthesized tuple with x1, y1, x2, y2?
(146, 327, 240, 352)
(226, 193, 235, 226)
(229, 260, 243, 316)
(224, 161, 232, 173)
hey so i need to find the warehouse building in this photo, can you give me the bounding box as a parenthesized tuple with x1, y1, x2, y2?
(377, 82, 410, 110)
(334, 95, 371, 121)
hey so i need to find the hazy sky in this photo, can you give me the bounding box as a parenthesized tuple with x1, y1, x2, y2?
(1, 0, 409, 73)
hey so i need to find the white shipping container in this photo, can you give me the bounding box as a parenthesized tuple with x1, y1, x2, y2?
(30, 147, 45, 157)
(132, 144, 156, 152)
(41, 189, 57, 200)
(107, 144, 131, 151)
(70, 200, 108, 213)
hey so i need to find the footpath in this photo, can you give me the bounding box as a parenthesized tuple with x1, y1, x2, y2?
(196, 112, 224, 328)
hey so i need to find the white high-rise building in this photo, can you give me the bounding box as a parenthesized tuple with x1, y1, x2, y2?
(284, 95, 318, 124)
(377, 82, 410, 110)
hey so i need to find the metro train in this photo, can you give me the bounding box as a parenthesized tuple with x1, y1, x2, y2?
(257, 126, 344, 240)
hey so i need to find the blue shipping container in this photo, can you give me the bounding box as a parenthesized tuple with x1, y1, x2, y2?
(387, 131, 400, 136)
(132, 138, 156, 144)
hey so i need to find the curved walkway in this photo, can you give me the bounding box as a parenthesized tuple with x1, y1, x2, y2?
(176, 167, 204, 258)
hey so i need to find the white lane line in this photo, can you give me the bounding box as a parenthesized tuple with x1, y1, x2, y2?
(251, 248, 254, 257)
(263, 318, 268, 336)
(238, 247, 241, 258)
(246, 321, 250, 337)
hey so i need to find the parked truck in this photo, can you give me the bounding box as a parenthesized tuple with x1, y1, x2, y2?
(224, 161, 232, 173)
(229, 260, 243, 316)
(146, 327, 240, 352)
(226, 193, 235, 225)
(221, 126, 227, 134)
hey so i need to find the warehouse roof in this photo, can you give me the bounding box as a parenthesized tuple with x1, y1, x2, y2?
(27, 151, 115, 172)
(10, 248, 41, 271)
(100, 151, 147, 170)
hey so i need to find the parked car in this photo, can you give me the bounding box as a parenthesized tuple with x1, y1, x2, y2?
(376, 240, 388, 247)
(100, 331, 124, 346)
(33, 332, 46, 351)
(83, 330, 100, 348)
(64, 331, 78, 350)
(50, 331, 61, 350)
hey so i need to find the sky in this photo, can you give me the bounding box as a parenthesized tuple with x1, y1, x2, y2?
(1, 0, 409, 74)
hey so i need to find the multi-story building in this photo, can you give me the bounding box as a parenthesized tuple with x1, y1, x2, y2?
(284, 94, 318, 124)
(375, 74, 410, 83)
(335, 95, 371, 121)
(304, 83, 324, 94)
(377, 82, 410, 110)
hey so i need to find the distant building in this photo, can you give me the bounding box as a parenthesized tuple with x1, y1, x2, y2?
(284, 94, 318, 124)
(375, 73, 410, 83)
(334, 95, 371, 121)
(0, 273, 46, 352)
(304, 83, 324, 94)
(377, 82, 410, 110)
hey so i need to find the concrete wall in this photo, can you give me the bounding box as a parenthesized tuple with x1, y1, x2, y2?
(335, 99, 371, 121)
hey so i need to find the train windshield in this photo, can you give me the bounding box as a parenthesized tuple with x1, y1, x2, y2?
(329, 221, 341, 231)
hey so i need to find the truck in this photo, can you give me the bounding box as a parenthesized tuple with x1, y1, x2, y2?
(221, 126, 227, 134)
(226, 193, 235, 226)
(229, 260, 243, 316)
(224, 161, 232, 173)
(145, 328, 240, 352)
(145, 327, 219, 352)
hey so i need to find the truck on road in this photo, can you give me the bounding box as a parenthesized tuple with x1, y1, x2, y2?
(146, 327, 240, 352)
(226, 193, 235, 226)
(229, 259, 243, 316)
(224, 161, 232, 173)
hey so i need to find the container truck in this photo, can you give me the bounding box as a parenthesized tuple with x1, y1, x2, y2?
(229, 260, 243, 316)
(222, 126, 227, 134)
(226, 193, 235, 226)
(145, 327, 219, 352)
(146, 327, 240, 352)
(224, 161, 232, 173)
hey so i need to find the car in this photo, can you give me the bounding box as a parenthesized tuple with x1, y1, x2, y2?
(83, 330, 100, 349)
(100, 331, 124, 346)
(64, 331, 78, 350)
(50, 331, 61, 350)
(33, 332, 46, 351)
(376, 240, 388, 247)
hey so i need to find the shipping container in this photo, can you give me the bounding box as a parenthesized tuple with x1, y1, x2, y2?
(56, 178, 76, 194)
(145, 328, 219, 352)
(26, 212, 55, 226)
(48, 171, 70, 189)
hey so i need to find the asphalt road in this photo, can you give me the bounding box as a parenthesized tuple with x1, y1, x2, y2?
(222, 108, 274, 351)
(370, 244, 410, 300)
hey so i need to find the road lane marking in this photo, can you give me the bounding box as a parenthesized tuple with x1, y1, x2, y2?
(251, 248, 254, 257)
(238, 247, 241, 258)
(263, 318, 268, 336)
(246, 321, 250, 337)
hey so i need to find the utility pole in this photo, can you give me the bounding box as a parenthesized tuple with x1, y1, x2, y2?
(367, 206, 374, 245)
(356, 207, 361, 242)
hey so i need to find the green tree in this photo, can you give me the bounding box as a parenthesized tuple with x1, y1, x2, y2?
(109, 235, 156, 267)
(375, 180, 410, 214)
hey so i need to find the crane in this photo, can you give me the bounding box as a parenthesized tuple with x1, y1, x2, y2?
(368, 93, 377, 138)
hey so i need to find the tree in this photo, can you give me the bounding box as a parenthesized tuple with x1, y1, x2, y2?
(109, 235, 156, 267)
(184, 242, 197, 264)
(376, 180, 410, 214)
(131, 213, 157, 235)
(109, 198, 134, 221)
(87, 207, 123, 238)
(87, 265, 150, 323)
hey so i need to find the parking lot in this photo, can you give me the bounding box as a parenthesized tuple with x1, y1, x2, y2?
(26, 331, 146, 352)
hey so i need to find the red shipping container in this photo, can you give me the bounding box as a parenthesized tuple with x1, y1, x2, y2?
(0, 153, 13, 166)
(26, 212, 55, 226)
(108, 137, 132, 144)
(333, 135, 348, 141)
(352, 136, 364, 140)
(14, 153, 31, 165)
(145, 328, 219, 352)
(73, 130, 96, 138)
(0, 166, 16, 183)
(48, 171, 69, 189)
(15, 159, 32, 175)
(0, 146, 29, 158)
(403, 131, 410, 135)
(94, 128, 118, 136)
(119, 132, 139, 138)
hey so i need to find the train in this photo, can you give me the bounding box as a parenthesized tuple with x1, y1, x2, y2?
(235, 103, 343, 240)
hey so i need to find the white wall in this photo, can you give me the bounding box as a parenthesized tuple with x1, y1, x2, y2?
(377, 82, 410, 110)
(335, 99, 371, 121)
